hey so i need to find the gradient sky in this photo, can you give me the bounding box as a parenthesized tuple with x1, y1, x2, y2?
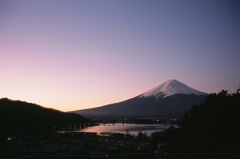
(1, 0, 240, 111)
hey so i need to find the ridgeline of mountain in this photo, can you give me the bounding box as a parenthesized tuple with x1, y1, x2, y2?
(74, 79, 208, 118)
(0, 98, 91, 126)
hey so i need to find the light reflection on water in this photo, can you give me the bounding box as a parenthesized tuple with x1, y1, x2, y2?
(65, 123, 177, 136)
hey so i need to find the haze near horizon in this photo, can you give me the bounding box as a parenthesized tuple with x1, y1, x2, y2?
(1, 0, 240, 111)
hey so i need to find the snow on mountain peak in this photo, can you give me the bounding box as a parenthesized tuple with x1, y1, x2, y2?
(139, 79, 207, 98)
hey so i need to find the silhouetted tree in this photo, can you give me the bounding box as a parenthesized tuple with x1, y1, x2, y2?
(164, 88, 240, 159)
(137, 131, 147, 141)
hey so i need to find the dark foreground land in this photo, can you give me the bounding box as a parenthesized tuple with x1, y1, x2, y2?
(1, 89, 240, 159)
(0, 129, 159, 159)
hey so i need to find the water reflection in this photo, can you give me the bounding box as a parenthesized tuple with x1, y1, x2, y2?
(66, 123, 176, 136)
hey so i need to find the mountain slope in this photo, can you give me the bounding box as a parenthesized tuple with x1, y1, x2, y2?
(0, 98, 91, 126)
(74, 79, 208, 118)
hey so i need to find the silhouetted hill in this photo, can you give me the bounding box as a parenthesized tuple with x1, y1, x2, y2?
(164, 89, 240, 159)
(0, 98, 91, 126)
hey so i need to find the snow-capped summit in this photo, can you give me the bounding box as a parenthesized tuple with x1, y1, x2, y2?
(139, 79, 207, 98)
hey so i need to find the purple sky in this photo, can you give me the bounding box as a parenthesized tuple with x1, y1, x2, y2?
(1, 0, 240, 111)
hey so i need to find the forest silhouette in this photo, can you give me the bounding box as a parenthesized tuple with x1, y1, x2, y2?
(163, 88, 240, 159)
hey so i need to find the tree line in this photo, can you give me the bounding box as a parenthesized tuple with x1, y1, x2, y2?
(163, 88, 240, 159)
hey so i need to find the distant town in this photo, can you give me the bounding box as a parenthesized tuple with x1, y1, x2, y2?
(0, 124, 165, 159)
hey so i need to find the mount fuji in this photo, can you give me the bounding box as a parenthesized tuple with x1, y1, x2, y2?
(139, 79, 207, 98)
(74, 79, 208, 118)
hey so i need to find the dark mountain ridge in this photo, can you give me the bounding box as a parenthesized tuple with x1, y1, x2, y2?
(0, 98, 91, 126)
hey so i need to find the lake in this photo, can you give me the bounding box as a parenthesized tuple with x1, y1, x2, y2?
(62, 123, 176, 136)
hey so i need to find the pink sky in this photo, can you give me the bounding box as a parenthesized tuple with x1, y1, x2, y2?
(1, 0, 240, 111)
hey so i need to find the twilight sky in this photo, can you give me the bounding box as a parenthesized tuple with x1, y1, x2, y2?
(1, 0, 240, 111)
